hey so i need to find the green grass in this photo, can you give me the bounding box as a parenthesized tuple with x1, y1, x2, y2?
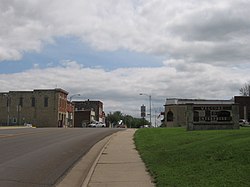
(134, 128, 250, 187)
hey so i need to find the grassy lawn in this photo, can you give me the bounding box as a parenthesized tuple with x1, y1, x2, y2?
(134, 128, 250, 187)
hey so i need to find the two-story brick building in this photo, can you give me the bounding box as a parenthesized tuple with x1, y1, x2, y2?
(72, 100, 105, 127)
(0, 88, 72, 127)
(234, 96, 250, 121)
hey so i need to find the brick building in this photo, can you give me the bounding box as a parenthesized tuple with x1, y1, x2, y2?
(0, 88, 72, 127)
(66, 101, 75, 127)
(73, 100, 105, 123)
(234, 96, 250, 121)
(74, 110, 95, 127)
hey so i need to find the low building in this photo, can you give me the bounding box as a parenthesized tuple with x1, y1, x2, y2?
(0, 88, 71, 127)
(74, 110, 95, 127)
(73, 100, 105, 123)
(164, 98, 239, 130)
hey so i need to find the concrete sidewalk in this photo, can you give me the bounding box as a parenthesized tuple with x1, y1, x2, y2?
(85, 129, 155, 187)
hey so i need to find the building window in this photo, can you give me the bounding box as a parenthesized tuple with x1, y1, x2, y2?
(193, 111, 199, 122)
(167, 111, 174, 122)
(44, 97, 48, 107)
(31, 97, 35, 107)
(19, 97, 23, 107)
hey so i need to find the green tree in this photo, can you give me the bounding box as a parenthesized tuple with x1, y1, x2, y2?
(106, 111, 123, 126)
(106, 111, 150, 128)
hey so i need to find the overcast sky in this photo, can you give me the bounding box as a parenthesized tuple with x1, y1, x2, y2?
(1, 0, 250, 121)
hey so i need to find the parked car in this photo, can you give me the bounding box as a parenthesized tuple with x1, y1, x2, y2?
(96, 122, 106, 128)
(116, 124, 127, 128)
(88, 122, 106, 128)
(88, 122, 98, 127)
(24, 123, 33, 128)
(239, 119, 249, 126)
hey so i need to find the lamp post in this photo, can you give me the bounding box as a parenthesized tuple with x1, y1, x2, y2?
(68, 94, 80, 127)
(69, 94, 81, 102)
(139, 93, 152, 126)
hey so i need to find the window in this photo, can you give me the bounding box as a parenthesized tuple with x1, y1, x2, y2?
(167, 111, 174, 122)
(31, 97, 35, 107)
(19, 97, 23, 107)
(44, 97, 48, 107)
(193, 111, 199, 122)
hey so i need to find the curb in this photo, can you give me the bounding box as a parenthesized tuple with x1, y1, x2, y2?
(56, 132, 116, 187)
(81, 133, 114, 187)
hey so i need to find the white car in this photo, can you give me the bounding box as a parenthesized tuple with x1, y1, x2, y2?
(88, 122, 98, 127)
(96, 122, 106, 128)
(24, 123, 33, 128)
(88, 122, 106, 128)
(239, 119, 249, 126)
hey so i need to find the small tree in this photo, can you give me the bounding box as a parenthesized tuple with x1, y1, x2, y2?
(239, 82, 250, 96)
(106, 111, 150, 128)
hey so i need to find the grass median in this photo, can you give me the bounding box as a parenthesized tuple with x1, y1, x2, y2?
(134, 127, 250, 187)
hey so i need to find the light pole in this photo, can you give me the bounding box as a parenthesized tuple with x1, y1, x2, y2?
(68, 94, 80, 127)
(69, 94, 81, 102)
(139, 93, 152, 126)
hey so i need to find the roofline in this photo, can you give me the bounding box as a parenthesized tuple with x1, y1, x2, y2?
(1, 88, 69, 95)
(34, 88, 69, 95)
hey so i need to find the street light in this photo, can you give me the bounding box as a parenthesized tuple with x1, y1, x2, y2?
(139, 93, 152, 126)
(69, 94, 81, 102)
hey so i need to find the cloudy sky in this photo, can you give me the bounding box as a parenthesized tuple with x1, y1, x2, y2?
(1, 0, 250, 121)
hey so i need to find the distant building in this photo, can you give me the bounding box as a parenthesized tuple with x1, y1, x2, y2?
(164, 98, 239, 130)
(234, 96, 250, 121)
(0, 88, 72, 127)
(66, 101, 75, 127)
(73, 100, 105, 123)
(74, 110, 95, 127)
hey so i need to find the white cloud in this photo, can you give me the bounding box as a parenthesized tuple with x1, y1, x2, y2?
(0, 61, 249, 117)
(1, 0, 250, 120)
(1, 0, 250, 65)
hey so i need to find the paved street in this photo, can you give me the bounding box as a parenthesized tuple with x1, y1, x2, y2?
(0, 128, 121, 187)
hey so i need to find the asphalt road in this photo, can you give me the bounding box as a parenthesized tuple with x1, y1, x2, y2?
(0, 128, 121, 187)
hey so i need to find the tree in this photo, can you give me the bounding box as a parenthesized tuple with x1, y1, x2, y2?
(106, 111, 123, 126)
(106, 111, 150, 128)
(239, 82, 250, 96)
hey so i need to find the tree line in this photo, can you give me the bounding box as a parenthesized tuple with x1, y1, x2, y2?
(106, 111, 150, 128)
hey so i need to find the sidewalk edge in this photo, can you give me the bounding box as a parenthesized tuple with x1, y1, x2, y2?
(56, 132, 116, 187)
(81, 132, 115, 187)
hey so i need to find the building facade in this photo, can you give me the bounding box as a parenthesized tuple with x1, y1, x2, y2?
(73, 100, 105, 123)
(66, 101, 75, 127)
(164, 98, 239, 130)
(74, 110, 95, 127)
(234, 96, 250, 121)
(0, 88, 71, 127)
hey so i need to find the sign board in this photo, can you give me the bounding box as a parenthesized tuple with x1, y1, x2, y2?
(141, 105, 146, 118)
(186, 104, 239, 131)
(193, 105, 232, 123)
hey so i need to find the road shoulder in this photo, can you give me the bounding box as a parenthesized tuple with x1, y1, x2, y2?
(56, 134, 113, 187)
